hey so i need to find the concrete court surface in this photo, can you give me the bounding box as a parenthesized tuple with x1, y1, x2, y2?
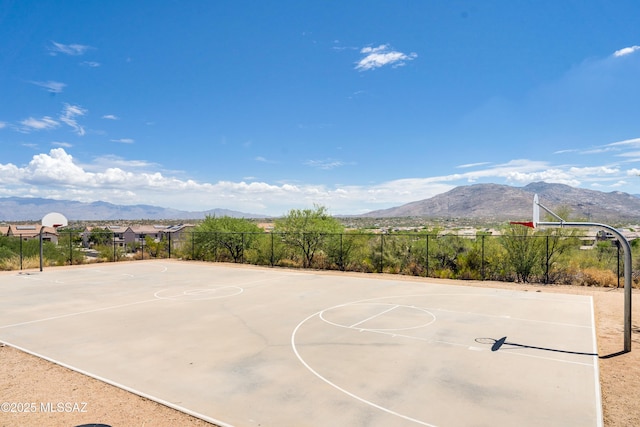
(0, 260, 601, 427)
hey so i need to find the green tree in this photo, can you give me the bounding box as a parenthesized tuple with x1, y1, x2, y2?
(144, 235, 168, 258)
(194, 216, 262, 263)
(501, 225, 544, 283)
(88, 227, 113, 246)
(274, 205, 344, 268)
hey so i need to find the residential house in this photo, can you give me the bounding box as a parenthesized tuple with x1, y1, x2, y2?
(161, 224, 195, 248)
(7, 224, 59, 244)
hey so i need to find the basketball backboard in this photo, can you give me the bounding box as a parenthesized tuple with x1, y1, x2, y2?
(42, 212, 68, 228)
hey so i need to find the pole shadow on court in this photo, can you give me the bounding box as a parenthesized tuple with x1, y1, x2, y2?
(476, 337, 598, 356)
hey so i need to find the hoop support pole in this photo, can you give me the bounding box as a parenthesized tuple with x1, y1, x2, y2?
(539, 220, 632, 352)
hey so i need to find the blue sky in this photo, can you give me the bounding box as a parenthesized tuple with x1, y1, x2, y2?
(1, 1, 640, 216)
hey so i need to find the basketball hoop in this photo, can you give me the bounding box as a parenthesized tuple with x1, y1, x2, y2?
(511, 194, 633, 352)
(510, 194, 540, 229)
(509, 221, 535, 228)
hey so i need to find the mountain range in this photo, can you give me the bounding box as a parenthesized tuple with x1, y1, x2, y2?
(0, 197, 265, 221)
(2, 182, 640, 222)
(363, 182, 640, 222)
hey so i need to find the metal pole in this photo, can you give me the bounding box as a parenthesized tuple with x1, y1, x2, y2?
(340, 233, 344, 271)
(617, 240, 621, 289)
(270, 233, 274, 267)
(39, 227, 44, 272)
(379, 235, 384, 273)
(546, 235, 549, 284)
(481, 235, 485, 280)
(539, 221, 633, 352)
(425, 235, 429, 277)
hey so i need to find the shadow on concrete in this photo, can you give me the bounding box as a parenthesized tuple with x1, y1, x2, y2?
(599, 350, 630, 359)
(476, 336, 598, 356)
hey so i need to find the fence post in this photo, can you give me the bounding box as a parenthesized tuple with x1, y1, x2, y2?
(379, 234, 384, 273)
(168, 233, 171, 259)
(425, 234, 429, 277)
(340, 233, 344, 271)
(69, 231, 73, 265)
(270, 232, 274, 267)
(20, 236, 23, 270)
(39, 229, 43, 272)
(481, 234, 485, 280)
(545, 235, 549, 284)
(191, 232, 195, 260)
(113, 233, 116, 262)
(241, 233, 245, 264)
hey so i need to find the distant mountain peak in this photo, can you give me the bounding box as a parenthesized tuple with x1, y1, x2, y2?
(362, 182, 640, 222)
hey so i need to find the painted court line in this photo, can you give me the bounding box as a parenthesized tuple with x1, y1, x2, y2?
(0, 339, 235, 427)
(0, 262, 601, 426)
(291, 310, 439, 427)
(0, 298, 160, 330)
(349, 304, 399, 328)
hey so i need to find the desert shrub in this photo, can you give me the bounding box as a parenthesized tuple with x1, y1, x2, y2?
(404, 261, 425, 277)
(276, 258, 301, 269)
(95, 244, 125, 261)
(0, 256, 43, 271)
(0, 246, 15, 260)
(573, 267, 618, 287)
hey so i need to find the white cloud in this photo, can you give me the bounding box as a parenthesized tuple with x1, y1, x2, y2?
(81, 61, 101, 67)
(52, 141, 72, 148)
(30, 80, 66, 94)
(48, 41, 91, 56)
(23, 149, 90, 185)
(59, 103, 87, 135)
(102, 114, 119, 120)
(19, 116, 60, 132)
(1, 149, 638, 215)
(567, 166, 619, 177)
(355, 44, 417, 71)
(613, 46, 640, 57)
(610, 180, 628, 187)
(0, 122, 6, 129)
(110, 138, 135, 144)
(616, 151, 640, 161)
(89, 155, 157, 170)
(456, 162, 491, 169)
(606, 137, 640, 147)
(304, 159, 348, 170)
(255, 156, 277, 164)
